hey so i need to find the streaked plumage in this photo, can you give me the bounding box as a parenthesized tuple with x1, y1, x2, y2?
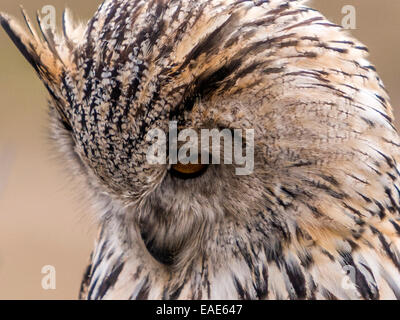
(2, 0, 400, 300)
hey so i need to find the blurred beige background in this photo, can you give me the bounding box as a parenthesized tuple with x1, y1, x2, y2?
(0, 0, 399, 300)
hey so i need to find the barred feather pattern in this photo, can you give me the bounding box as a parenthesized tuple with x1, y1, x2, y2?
(2, 0, 400, 300)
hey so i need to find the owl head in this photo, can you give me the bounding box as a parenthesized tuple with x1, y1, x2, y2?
(1, 0, 399, 265)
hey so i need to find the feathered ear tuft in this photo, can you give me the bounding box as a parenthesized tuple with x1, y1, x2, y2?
(0, 7, 86, 128)
(0, 6, 86, 86)
(62, 8, 86, 51)
(0, 7, 68, 86)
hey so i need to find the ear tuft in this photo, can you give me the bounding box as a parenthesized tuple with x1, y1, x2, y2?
(0, 6, 85, 87)
(0, 7, 86, 129)
(1, 9, 62, 85)
(62, 8, 86, 50)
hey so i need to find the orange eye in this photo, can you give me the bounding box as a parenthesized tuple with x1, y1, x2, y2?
(170, 163, 208, 179)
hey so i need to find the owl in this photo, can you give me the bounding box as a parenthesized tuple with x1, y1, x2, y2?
(2, 0, 400, 300)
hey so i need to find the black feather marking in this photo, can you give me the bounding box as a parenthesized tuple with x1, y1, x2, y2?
(78, 259, 93, 300)
(322, 289, 338, 300)
(0, 15, 40, 74)
(97, 259, 124, 299)
(179, 14, 237, 71)
(233, 276, 250, 299)
(377, 232, 400, 273)
(390, 220, 400, 235)
(169, 283, 185, 300)
(135, 276, 150, 300)
(254, 265, 269, 299)
(284, 260, 307, 299)
(339, 251, 378, 300)
(87, 275, 99, 300)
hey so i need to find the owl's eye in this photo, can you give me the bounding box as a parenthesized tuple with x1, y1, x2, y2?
(170, 163, 208, 179)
